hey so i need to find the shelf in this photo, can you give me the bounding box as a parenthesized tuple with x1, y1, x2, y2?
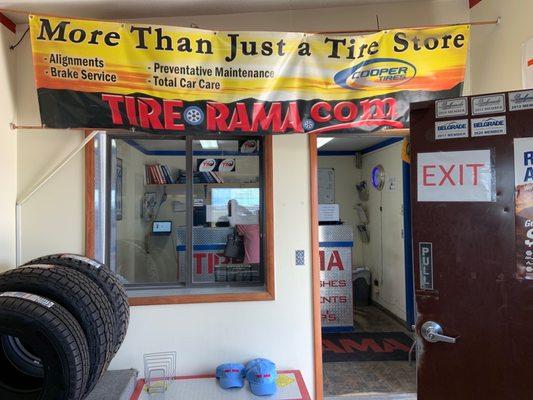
(145, 182, 259, 189)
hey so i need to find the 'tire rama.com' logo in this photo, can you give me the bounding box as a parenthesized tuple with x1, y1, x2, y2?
(334, 58, 417, 90)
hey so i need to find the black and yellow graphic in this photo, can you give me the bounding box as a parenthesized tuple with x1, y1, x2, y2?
(30, 15, 470, 134)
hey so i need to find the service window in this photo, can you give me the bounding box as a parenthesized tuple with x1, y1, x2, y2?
(92, 134, 273, 303)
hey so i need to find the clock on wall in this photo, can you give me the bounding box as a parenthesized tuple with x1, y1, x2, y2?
(371, 165, 385, 191)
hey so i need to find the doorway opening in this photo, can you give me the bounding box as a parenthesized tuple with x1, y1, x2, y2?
(310, 134, 416, 399)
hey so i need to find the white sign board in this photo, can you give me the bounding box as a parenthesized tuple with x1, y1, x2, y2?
(435, 97, 468, 118)
(514, 138, 533, 186)
(471, 116, 507, 137)
(435, 119, 469, 140)
(509, 89, 533, 111)
(318, 204, 340, 221)
(514, 138, 533, 280)
(417, 150, 493, 202)
(523, 37, 533, 89)
(471, 94, 506, 115)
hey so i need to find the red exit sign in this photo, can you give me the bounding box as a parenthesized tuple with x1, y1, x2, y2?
(417, 150, 493, 202)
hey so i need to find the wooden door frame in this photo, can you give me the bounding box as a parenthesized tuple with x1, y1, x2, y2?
(309, 132, 411, 400)
(85, 130, 96, 258)
(308, 133, 323, 400)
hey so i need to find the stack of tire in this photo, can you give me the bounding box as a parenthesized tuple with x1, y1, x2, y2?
(0, 254, 130, 400)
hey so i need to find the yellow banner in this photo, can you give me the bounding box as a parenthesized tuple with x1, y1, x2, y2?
(30, 15, 469, 134)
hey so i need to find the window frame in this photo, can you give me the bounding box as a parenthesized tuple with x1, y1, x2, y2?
(85, 131, 275, 306)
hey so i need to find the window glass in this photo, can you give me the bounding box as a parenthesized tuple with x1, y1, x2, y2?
(106, 136, 264, 292)
(191, 139, 262, 285)
(110, 138, 186, 286)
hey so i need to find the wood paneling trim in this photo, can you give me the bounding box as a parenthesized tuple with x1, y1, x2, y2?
(308, 133, 323, 400)
(129, 290, 274, 306)
(84, 131, 95, 258)
(263, 135, 275, 299)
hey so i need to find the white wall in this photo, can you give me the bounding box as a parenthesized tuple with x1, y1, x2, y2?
(9, 1, 472, 397)
(109, 135, 314, 381)
(0, 25, 16, 271)
(469, 0, 533, 94)
(317, 156, 363, 267)
(361, 142, 406, 320)
(15, 28, 85, 263)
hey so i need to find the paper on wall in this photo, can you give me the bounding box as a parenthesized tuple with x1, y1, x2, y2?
(523, 37, 533, 89)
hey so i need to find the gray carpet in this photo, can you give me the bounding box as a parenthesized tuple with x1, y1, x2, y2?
(86, 369, 138, 400)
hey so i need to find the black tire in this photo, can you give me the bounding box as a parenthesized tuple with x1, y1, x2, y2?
(0, 291, 89, 400)
(0, 265, 115, 395)
(24, 254, 130, 355)
(1, 334, 44, 378)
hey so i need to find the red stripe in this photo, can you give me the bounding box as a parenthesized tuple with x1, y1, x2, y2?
(528, 59, 533, 67)
(130, 370, 310, 400)
(0, 13, 15, 34)
(306, 119, 404, 135)
(469, 0, 482, 8)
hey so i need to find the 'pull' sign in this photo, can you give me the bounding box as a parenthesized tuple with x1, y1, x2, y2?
(419, 242, 433, 290)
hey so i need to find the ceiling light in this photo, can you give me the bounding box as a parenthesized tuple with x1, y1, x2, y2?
(317, 137, 334, 149)
(200, 140, 218, 149)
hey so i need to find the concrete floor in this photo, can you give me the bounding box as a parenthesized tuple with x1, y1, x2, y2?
(323, 305, 416, 398)
(86, 369, 138, 400)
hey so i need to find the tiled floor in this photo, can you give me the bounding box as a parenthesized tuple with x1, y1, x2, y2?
(323, 305, 416, 397)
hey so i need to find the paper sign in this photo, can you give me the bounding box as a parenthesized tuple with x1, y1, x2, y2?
(514, 138, 533, 280)
(523, 37, 533, 89)
(318, 204, 340, 221)
(417, 150, 493, 202)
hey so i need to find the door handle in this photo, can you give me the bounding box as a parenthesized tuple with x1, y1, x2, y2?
(421, 321, 457, 344)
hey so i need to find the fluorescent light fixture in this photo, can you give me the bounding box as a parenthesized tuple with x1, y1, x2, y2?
(317, 137, 334, 149)
(199, 140, 218, 149)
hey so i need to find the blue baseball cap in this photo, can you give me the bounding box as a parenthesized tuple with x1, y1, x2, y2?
(215, 363, 245, 389)
(245, 358, 277, 396)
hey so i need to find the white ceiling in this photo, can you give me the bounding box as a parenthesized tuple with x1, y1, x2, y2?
(318, 135, 398, 151)
(0, 0, 427, 24)
(128, 136, 395, 153)
(131, 139, 240, 152)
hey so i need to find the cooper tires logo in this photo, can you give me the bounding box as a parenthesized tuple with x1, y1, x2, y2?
(334, 58, 417, 90)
